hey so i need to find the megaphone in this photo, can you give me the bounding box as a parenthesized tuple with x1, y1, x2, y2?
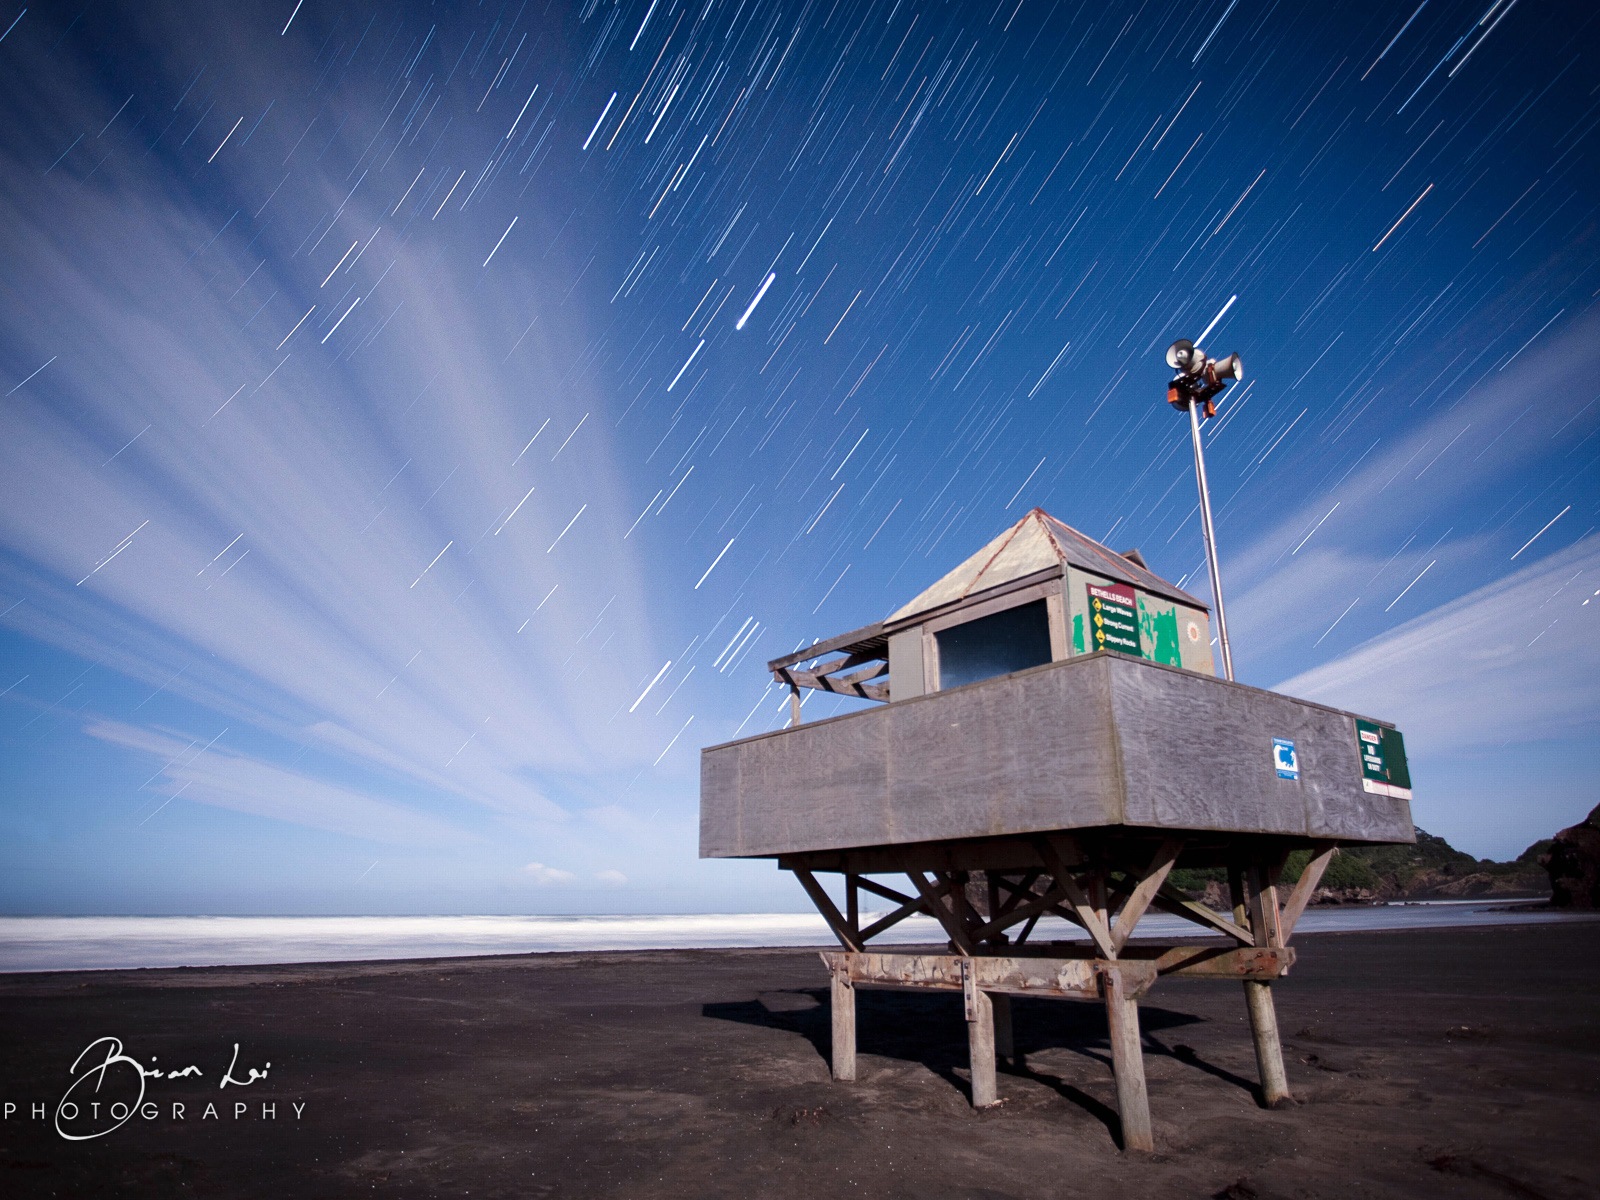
(1165, 338, 1200, 374)
(1204, 353, 1243, 386)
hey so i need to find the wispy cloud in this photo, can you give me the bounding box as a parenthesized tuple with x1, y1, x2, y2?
(0, 12, 675, 832)
(1224, 310, 1599, 672)
(85, 718, 477, 846)
(1275, 534, 1600, 754)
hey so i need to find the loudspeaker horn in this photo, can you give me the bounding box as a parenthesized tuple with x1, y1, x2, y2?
(1165, 338, 1198, 372)
(1205, 352, 1243, 385)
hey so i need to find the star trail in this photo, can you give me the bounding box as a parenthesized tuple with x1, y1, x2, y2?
(0, 0, 1595, 912)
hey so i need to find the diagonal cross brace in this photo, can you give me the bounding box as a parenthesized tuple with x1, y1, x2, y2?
(1035, 837, 1116, 958)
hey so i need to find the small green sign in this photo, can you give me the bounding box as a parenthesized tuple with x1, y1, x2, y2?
(1355, 719, 1412, 799)
(1087, 582, 1141, 656)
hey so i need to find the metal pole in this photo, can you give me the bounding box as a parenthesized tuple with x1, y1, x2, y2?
(1187, 399, 1235, 682)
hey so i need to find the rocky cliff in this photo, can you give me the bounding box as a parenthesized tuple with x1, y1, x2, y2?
(1543, 804, 1600, 909)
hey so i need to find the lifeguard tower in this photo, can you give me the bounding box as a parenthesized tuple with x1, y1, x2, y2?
(699, 508, 1415, 1150)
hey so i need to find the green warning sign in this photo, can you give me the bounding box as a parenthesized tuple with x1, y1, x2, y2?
(1355, 719, 1412, 799)
(1088, 582, 1142, 656)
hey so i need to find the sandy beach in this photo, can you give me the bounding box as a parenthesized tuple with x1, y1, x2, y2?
(1, 921, 1597, 1199)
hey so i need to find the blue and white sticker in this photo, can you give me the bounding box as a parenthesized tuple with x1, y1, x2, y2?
(1273, 738, 1299, 781)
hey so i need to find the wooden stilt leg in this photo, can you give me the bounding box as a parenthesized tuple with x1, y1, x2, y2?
(962, 961, 998, 1107)
(1240, 861, 1292, 1108)
(1244, 979, 1290, 1107)
(1102, 967, 1154, 1152)
(830, 964, 856, 1082)
(992, 993, 1014, 1063)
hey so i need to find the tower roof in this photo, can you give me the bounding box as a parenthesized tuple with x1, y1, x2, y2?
(887, 507, 1205, 625)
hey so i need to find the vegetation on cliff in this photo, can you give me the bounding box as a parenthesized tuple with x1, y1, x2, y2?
(1544, 804, 1600, 908)
(1169, 828, 1551, 904)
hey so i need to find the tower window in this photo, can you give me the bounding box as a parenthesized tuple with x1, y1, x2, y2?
(935, 600, 1052, 690)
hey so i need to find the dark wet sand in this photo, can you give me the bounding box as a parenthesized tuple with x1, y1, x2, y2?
(2, 922, 1598, 1199)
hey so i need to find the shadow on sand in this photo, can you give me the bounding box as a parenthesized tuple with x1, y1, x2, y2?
(705, 985, 1254, 1143)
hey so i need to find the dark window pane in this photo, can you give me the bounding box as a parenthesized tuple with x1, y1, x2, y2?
(935, 600, 1053, 690)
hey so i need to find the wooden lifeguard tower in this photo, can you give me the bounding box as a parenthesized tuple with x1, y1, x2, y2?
(699, 508, 1415, 1150)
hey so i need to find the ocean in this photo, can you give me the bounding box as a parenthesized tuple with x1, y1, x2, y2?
(1, 901, 1591, 973)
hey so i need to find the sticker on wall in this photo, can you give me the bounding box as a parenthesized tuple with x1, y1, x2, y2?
(1355, 719, 1413, 799)
(1272, 737, 1299, 781)
(1186, 620, 1201, 643)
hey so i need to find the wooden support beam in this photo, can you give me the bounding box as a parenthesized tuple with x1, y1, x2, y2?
(824, 947, 1275, 989)
(845, 873, 860, 939)
(944, 870, 985, 945)
(858, 893, 930, 942)
(1228, 864, 1248, 928)
(767, 621, 886, 671)
(962, 959, 999, 1108)
(791, 866, 862, 951)
(833, 659, 890, 689)
(1278, 843, 1337, 943)
(993, 870, 1041, 921)
(974, 868, 1113, 942)
(821, 950, 1155, 1000)
(1245, 979, 1290, 1108)
(1100, 966, 1154, 1152)
(1151, 881, 1255, 945)
(1153, 945, 1294, 980)
(906, 869, 975, 955)
(1245, 861, 1285, 949)
(781, 834, 1075, 877)
(969, 881, 1070, 944)
(781, 667, 882, 700)
(1089, 870, 1110, 928)
(792, 654, 890, 692)
(989, 869, 1092, 935)
(830, 962, 856, 1082)
(808, 650, 879, 677)
(1239, 857, 1292, 1108)
(1110, 839, 1182, 954)
(1035, 837, 1116, 958)
(853, 875, 915, 907)
(1041, 900, 1094, 929)
(788, 684, 802, 728)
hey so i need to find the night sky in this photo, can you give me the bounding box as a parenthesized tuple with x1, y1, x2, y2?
(1, 0, 1595, 914)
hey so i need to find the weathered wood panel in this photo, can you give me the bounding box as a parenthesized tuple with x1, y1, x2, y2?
(701, 652, 1414, 858)
(819, 950, 1157, 999)
(1110, 664, 1410, 843)
(1112, 665, 1306, 836)
(885, 660, 1122, 843)
(1150, 945, 1293, 979)
(886, 628, 925, 701)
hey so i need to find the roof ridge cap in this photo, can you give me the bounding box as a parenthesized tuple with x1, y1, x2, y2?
(962, 511, 1036, 599)
(1033, 508, 1069, 563)
(1043, 512, 1165, 586)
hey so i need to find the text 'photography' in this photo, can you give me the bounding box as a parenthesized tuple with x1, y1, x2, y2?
(1, 0, 1597, 1197)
